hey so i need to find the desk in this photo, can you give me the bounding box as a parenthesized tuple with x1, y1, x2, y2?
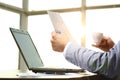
(0, 69, 96, 80)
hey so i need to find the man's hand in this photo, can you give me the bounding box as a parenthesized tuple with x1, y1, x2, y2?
(92, 36, 115, 52)
(51, 31, 72, 52)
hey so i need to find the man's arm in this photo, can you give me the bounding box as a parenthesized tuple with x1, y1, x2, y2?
(50, 31, 119, 78)
(64, 41, 120, 78)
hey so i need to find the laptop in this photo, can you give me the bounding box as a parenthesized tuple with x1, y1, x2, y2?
(10, 27, 84, 74)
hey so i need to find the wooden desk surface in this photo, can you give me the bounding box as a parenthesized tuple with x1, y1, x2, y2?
(0, 69, 96, 80)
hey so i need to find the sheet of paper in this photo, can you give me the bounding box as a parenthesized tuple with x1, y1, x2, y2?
(47, 11, 73, 40)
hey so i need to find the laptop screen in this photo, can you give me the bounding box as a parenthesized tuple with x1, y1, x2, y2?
(10, 28, 44, 69)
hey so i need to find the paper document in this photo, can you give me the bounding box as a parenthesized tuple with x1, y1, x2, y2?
(47, 11, 73, 40)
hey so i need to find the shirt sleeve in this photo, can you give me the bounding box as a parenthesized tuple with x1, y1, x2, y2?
(63, 41, 120, 78)
(63, 42, 73, 56)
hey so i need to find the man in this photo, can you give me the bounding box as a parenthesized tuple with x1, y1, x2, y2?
(50, 31, 120, 78)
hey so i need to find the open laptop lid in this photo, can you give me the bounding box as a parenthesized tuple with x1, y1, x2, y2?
(10, 28, 44, 69)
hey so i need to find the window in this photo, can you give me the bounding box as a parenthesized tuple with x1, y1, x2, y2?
(29, 0, 81, 11)
(0, 0, 22, 8)
(86, 0, 120, 6)
(0, 9, 20, 70)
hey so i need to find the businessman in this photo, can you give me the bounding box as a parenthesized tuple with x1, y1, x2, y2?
(50, 31, 120, 78)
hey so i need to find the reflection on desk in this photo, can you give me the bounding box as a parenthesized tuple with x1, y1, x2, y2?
(0, 69, 96, 80)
